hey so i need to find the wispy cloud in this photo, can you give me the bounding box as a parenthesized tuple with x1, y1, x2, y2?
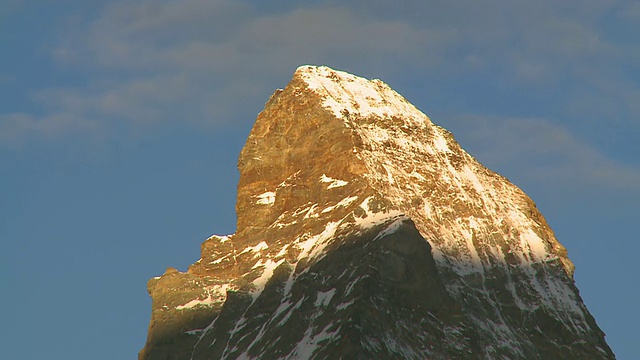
(0, 112, 102, 150)
(445, 114, 640, 192)
(2, 0, 638, 153)
(11, 1, 445, 145)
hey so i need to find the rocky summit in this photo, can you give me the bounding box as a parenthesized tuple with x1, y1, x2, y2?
(139, 66, 614, 359)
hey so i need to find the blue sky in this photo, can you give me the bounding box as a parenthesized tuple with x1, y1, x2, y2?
(2, 1, 638, 359)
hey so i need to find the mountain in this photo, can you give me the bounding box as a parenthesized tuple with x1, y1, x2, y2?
(139, 65, 614, 359)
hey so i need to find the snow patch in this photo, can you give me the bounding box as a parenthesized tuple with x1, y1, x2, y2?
(433, 131, 450, 153)
(519, 228, 548, 262)
(303, 204, 319, 219)
(240, 241, 268, 254)
(354, 196, 403, 229)
(462, 165, 484, 193)
(255, 191, 276, 205)
(277, 298, 304, 326)
(209, 254, 233, 265)
(314, 288, 336, 307)
(336, 299, 355, 311)
(320, 195, 358, 214)
(382, 163, 395, 184)
(287, 323, 338, 359)
(295, 221, 341, 260)
(176, 284, 231, 310)
(251, 258, 285, 298)
(320, 174, 348, 189)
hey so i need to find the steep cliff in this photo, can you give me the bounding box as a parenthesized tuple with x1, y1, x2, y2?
(139, 65, 614, 359)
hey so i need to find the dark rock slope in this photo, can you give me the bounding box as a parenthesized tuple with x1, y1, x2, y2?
(139, 66, 614, 359)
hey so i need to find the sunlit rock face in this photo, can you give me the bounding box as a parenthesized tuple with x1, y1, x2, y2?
(139, 66, 614, 359)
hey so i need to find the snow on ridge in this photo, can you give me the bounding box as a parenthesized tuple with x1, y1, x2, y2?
(206, 234, 232, 243)
(296, 65, 428, 125)
(372, 217, 408, 242)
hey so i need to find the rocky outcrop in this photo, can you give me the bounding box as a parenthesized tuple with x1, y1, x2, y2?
(139, 66, 614, 359)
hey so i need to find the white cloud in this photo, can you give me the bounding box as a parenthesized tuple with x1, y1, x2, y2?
(566, 73, 640, 128)
(20, 1, 450, 142)
(445, 115, 640, 191)
(619, 1, 640, 19)
(2, 0, 638, 152)
(54, 2, 444, 75)
(0, 112, 101, 149)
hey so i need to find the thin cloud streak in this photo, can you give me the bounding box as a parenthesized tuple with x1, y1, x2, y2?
(446, 114, 640, 191)
(0, 112, 102, 149)
(32, 2, 447, 138)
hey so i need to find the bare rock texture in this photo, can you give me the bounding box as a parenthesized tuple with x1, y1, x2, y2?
(139, 66, 614, 359)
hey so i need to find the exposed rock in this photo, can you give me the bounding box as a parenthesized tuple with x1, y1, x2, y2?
(140, 65, 614, 359)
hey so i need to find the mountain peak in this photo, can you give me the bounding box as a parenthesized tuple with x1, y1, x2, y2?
(295, 65, 428, 125)
(140, 66, 613, 360)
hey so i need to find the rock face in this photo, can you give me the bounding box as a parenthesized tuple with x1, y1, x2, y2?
(139, 66, 614, 359)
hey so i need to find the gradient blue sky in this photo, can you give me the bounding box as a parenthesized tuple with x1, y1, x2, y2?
(2, 1, 639, 359)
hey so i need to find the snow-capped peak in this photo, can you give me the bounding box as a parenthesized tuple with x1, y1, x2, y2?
(295, 65, 429, 126)
(140, 65, 613, 360)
